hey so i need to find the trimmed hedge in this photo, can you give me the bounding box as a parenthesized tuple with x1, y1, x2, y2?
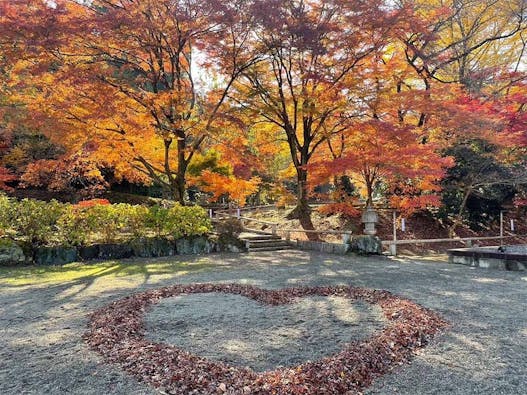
(0, 195, 212, 247)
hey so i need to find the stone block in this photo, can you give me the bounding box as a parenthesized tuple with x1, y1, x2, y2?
(129, 237, 176, 258)
(349, 235, 382, 255)
(34, 246, 78, 266)
(176, 236, 215, 255)
(0, 239, 27, 266)
(97, 243, 133, 259)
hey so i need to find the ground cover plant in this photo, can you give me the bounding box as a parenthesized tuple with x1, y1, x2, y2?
(85, 283, 448, 394)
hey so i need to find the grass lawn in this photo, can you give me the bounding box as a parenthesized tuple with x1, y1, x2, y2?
(0, 258, 217, 286)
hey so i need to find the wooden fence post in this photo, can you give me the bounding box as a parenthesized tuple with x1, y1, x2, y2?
(500, 211, 504, 245)
(391, 210, 397, 256)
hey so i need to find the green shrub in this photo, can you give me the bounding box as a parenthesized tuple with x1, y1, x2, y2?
(143, 205, 170, 237)
(122, 204, 150, 239)
(164, 204, 212, 238)
(87, 204, 126, 243)
(0, 194, 14, 236)
(0, 197, 212, 246)
(11, 199, 65, 245)
(57, 206, 94, 246)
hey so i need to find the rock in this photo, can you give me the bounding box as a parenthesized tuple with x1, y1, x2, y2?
(0, 239, 27, 266)
(34, 246, 78, 265)
(129, 237, 176, 258)
(349, 235, 382, 255)
(78, 245, 100, 261)
(97, 243, 133, 259)
(176, 236, 215, 255)
(217, 234, 247, 253)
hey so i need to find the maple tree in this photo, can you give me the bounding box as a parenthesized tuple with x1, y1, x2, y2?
(306, 38, 456, 215)
(0, 166, 16, 191)
(400, 0, 527, 88)
(381, 0, 527, 225)
(2, 0, 260, 203)
(312, 120, 453, 213)
(435, 86, 527, 233)
(231, 0, 413, 235)
(1, 0, 527, 233)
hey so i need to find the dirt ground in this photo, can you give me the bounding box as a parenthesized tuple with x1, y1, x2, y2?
(1, 250, 526, 394)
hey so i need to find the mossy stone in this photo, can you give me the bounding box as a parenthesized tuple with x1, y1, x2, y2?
(0, 239, 27, 266)
(349, 235, 382, 255)
(34, 246, 78, 266)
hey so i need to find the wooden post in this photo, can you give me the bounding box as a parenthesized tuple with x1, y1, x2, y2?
(500, 211, 504, 245)
(271, 224, 277, 235)
(390, 210, 397, 256)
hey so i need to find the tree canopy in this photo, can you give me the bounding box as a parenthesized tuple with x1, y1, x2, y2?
(1, 0, 527, 231)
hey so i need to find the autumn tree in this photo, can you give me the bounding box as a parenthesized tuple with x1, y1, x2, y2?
(309, 41, 455, 214)
(383, 0, 527, 228)
(2, 0, 260, 203)
(398, 0, 527, 89)
(435, 85, 527, 233)
(231, 0, 411, 234)
(0, 167, 16, 191)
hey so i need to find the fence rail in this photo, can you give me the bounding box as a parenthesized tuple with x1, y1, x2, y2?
(381, 235, 513, 246)
(212, 207, 525, 256)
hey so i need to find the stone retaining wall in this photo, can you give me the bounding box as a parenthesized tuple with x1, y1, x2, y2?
(294, 240, 349, 255)
(0, 235, 246, 266)
(448, 246, 527, 271)
(294, 235, 383, 255)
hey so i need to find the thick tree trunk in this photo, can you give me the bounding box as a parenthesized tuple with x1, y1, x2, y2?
(171, 134, 188, 205)
(171, 172, 186, 205)
(287, 167, 319, 241)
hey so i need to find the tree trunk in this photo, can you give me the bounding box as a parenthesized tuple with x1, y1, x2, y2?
(366, 178, 374, 206)
(172, 134, 188, 205)
(448, 187, 472, 237)
(171, 172, 186, 205)
(287, 167, 319, 241)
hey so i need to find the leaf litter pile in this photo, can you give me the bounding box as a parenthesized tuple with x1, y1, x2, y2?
(85, 284, 448, 394)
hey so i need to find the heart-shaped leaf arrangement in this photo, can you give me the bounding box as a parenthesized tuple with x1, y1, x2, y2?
(85, 284, 448, 394)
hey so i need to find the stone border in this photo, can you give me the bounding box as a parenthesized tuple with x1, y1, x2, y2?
(85, 284, 448, 394)
(0, 235, 246, 266)
(448, 245, 527, 271)
(295, 240, 349, 255)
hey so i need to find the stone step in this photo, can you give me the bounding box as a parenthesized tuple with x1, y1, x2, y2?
(246, 240, 290, 248)
(240, 234, 282, 241)
(241, 229, 282, 237)
(248, 245, 294, 252)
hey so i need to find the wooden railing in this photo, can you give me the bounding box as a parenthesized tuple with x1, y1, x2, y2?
(382, 235, 517, 255)
(212, 208, 524, 256)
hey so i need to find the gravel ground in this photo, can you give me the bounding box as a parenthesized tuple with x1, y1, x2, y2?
(1, 250, 526, 394)
(145, 293, 386, 372)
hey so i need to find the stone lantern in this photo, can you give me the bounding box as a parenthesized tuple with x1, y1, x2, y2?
(361, 205, 378, 235)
